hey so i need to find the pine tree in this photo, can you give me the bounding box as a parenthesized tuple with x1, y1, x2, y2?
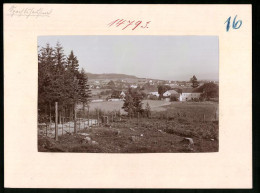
(145, 102, 151, 118)
(38, 42, 90, 132)
(49, 42, 67, 104)
(66, 50, 81, 133)
(122, 93, 134, 118)
(122, 88, 143, 117)
(190, 75, 199, 88)
(78, 68, 91, 112)
(38, 43, 55, 123)
(67, 50, 79, 76)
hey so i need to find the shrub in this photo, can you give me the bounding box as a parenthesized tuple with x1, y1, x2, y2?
(149, 95, 159, 100)
(170, 95, 178, 101)
(193, 98, 200, 102)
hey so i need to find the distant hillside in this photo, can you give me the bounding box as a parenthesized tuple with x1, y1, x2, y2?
(86, 73, 138, 80)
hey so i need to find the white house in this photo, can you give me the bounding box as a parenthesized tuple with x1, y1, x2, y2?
(149, 91, 160, 97)
(108, 98, 122, 102)
(163, 90, 179, 97)
(120, 91, 126, 98)
(179, 92, 201, 101)
(91, 99, 104, 103)
(130, 85, 138, 88)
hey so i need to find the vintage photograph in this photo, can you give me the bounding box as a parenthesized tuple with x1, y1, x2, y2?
(38, 36, 219, 153)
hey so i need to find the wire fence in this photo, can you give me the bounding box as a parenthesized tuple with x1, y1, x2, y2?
(38, 111, 123, 138)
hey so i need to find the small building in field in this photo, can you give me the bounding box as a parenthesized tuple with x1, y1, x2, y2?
(111, 90, 126, 99)
(130, 85, 138, 88)
(91, 99, 104, 103)
(108, 98, 122, 102)
(179, 88, 201, 101)
(120, 91, 126, 98)
(149, 91, 160, 97)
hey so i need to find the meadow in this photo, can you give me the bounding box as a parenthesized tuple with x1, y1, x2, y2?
(39, 101, 219, 153)
(81, 99, 171, 114)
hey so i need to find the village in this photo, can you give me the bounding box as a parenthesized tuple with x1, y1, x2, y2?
(88, 77, 219, 103)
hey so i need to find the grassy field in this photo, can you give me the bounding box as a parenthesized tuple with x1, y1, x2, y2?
(38, 117, 218, 153)
(154, 102, 218, 121)
(90, 89, 111, 95)
(83, 99, 171, 114)
(38, 101, 219, 153)
(84, 100, 218, 121)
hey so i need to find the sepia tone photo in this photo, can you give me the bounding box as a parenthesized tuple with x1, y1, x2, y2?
(37, 36, 219, 153)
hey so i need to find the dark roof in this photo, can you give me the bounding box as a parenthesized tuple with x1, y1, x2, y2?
(182, 88, 201, 93)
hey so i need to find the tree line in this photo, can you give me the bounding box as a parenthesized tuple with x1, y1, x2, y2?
(38, 42, 91, 124)
(157, 75, 218, 100)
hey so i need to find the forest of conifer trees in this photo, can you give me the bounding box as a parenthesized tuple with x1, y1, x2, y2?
(38, 42, 91, 124)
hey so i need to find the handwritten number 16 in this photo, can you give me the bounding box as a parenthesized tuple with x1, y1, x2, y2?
(225, 15, 242, 32)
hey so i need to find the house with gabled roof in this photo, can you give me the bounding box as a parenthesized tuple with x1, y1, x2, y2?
(179, 88, 201, 101)
(163, 90, 179, 97)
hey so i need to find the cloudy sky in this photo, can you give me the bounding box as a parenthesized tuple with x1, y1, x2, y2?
(38, 36, 219, 81)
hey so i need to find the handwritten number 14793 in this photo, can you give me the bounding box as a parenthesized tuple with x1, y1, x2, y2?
(224, 15, 242, 32)
(108, 19, 151, 30)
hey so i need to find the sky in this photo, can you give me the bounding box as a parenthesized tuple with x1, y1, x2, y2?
(38, 36, 219, 81)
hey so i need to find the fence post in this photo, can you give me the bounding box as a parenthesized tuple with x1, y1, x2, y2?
(69, 118, 70, 133)
(74, 103, 77, 134)
(49, 102, 52, 125)
(59, 111, 61, 124)
(88, 106, 90, 126)
(79, 118, 80, 131)
(97, 111, 99, 126)
(46, 124, 48, 137)
(55, 102, 58, 141)
(203, 114, 205, 122)
(62, 117, 64, 136)
(138, 112, 139, 128)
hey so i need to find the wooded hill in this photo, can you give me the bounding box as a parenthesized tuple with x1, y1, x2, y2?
(86, 73, 138, 80)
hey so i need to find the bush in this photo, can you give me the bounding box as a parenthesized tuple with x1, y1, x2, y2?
(170, 95, 178, 101)
(193, 98, 200, 102)
(149, 95, 159, 100)
(209, 98, 219, 102)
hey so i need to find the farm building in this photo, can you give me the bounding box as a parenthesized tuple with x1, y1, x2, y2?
(130, 85, 138, 88)
(108, 98, 123, 102)
(163, 90, 179, 97)
(111, 90, 126, 99)
(149, 91, 160, 97)
(179, 88, 201, 101)
(120, 91, 126, 98)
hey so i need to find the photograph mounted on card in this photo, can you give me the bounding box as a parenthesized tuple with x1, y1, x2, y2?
(4, 4, 252, 188)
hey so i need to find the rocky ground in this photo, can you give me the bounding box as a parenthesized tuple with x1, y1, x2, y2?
(38, 118, 218, 153)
